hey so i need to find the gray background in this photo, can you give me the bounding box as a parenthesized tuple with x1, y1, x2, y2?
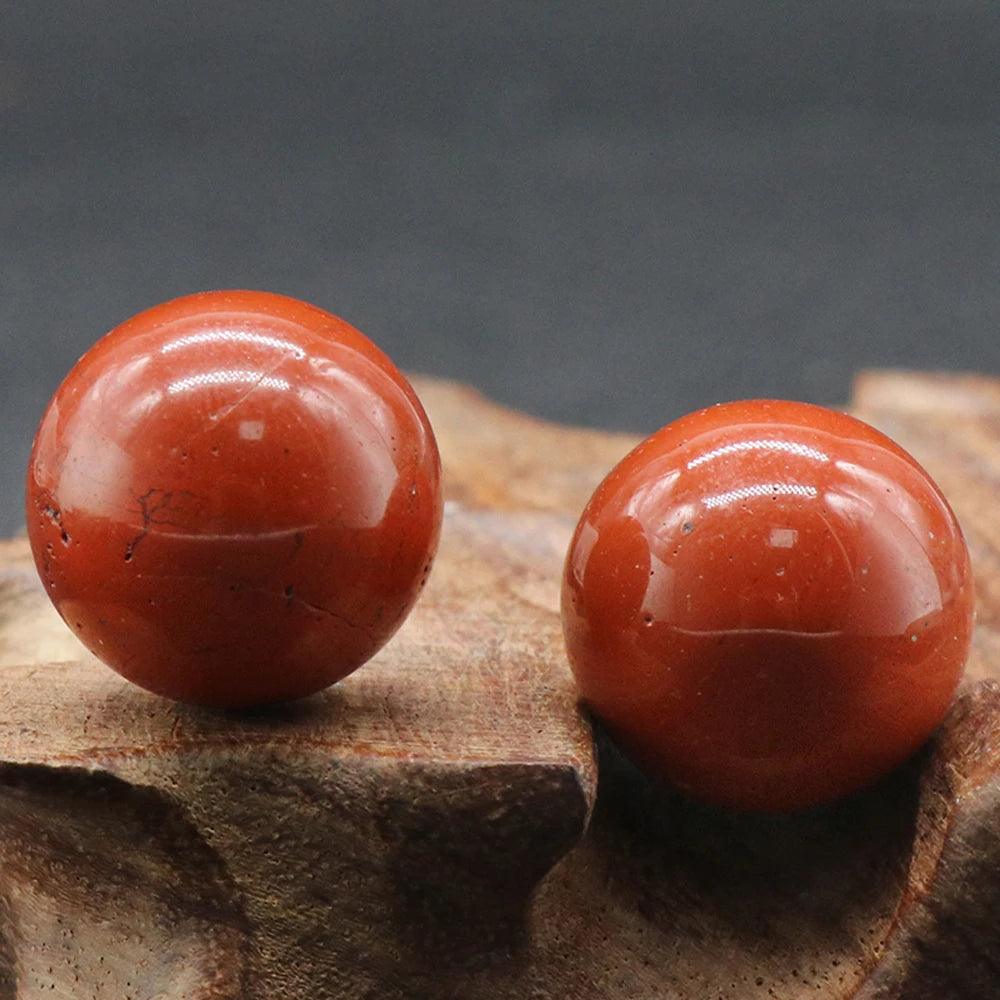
(2, 2, 998, 535)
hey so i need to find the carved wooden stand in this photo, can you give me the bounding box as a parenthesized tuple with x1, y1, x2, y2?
(0, 373, 997, 999)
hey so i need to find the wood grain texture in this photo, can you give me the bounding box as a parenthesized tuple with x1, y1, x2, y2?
(0, 372, 997, 999)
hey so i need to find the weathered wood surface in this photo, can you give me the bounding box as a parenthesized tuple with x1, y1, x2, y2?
(0, 372, 997, 999)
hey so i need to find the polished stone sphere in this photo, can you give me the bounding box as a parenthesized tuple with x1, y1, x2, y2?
(27, 290, 442, 707)
(562, 400, 974, 811)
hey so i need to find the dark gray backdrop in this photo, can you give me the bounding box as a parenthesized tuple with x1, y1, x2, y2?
(2, 2, 998, 534)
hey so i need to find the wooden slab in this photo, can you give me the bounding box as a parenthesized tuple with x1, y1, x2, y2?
(0, 372, 997, 999)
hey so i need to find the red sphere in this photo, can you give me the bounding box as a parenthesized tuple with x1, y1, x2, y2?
(562, 400, 974, 811)
(27, 291, 442, 707)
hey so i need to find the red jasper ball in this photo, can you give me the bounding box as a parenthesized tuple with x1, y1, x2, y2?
(562, 400, 975, 811)
(27, 290, 442, 708)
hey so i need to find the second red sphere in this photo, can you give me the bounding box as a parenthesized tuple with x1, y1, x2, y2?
(562, 400, 974, 811)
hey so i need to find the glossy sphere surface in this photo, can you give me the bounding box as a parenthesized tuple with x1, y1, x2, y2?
(562, 400, 974, 811)
(27, 291, 442, 707)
